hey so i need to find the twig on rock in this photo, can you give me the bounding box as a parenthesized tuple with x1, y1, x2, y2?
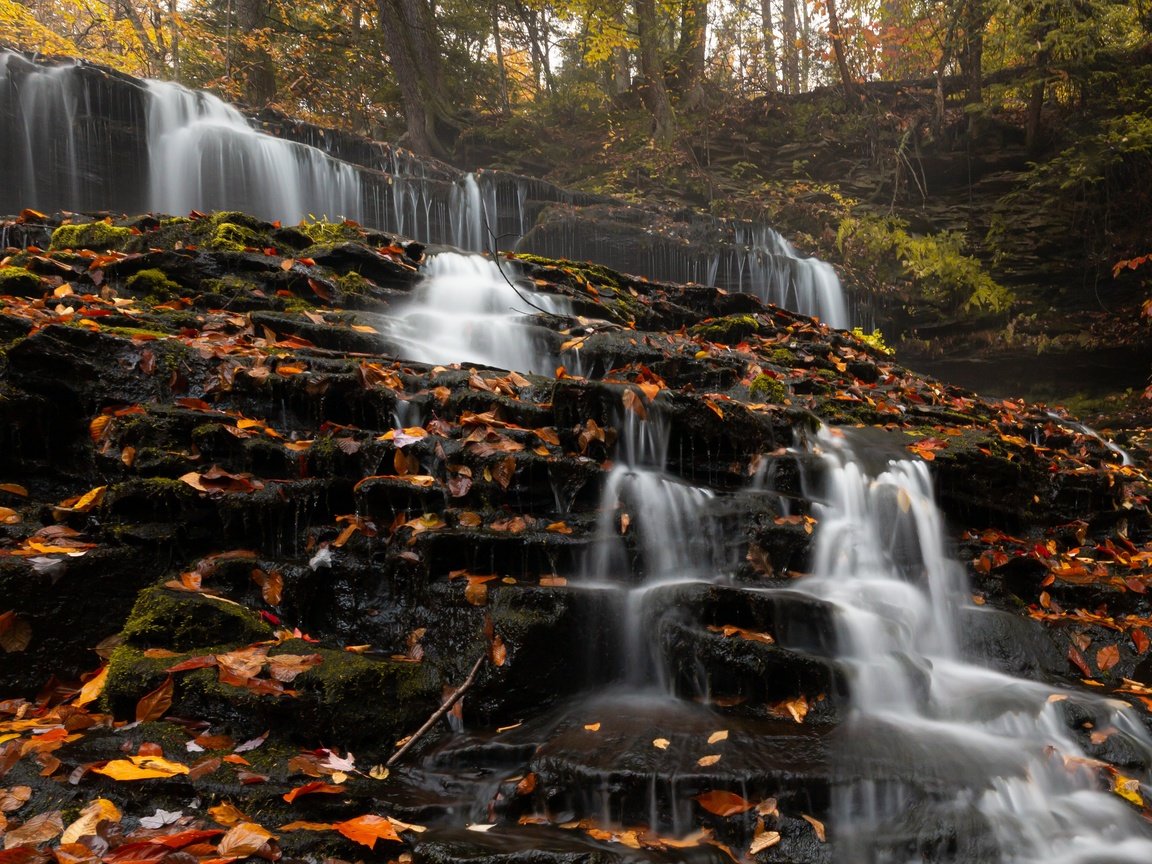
(386, 653, 487, 767)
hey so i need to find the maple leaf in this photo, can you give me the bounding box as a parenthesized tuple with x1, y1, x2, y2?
(334, 814, 400, 849)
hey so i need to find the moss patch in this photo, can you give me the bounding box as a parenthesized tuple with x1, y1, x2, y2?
(690, 314, 761, 344)
(119, 585, 273, 651)
(0, 266, 42, 296)
(50, 221, 133, 251)
(748, 374, 789, 404)
(125, 268, 183, 301)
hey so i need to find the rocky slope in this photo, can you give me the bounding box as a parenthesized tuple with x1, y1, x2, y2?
(0, 209, 1149, 863)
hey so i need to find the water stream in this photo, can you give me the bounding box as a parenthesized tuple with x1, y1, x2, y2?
(800, 427, 1152, 862)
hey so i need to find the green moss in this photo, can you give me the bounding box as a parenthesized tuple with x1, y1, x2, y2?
(281, 294, 316, 313)
(690, 314, 760, 344)
(0, 266, 41, 295)
(120, 585, 273, 651)
(851, 327, 894, 355)
(209, 222, 263, 252)
(748, 374, 789, 404)
(202, 275, 262, 297)
(125, 268, 183, 302)
(50, 221, 133, 251)
(768, 347, 794, 366)
(160, 217, 192, 227)
(299, 218, 362, 246)
(335, 271, 371, 296)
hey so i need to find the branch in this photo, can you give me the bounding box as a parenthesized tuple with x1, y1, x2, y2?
(385, 653, 486, 767)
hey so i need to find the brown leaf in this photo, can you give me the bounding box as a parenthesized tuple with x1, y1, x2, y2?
(490, 456, 516, 491)
(1097, 644, 1121, 672)
(135, 676, 174, 723)
(0, 612, 31, 653)
(3, 810, 63, 849)
(215, 821, 277, 858)
(0, 786, 31, 813)
(266, 654, 323, 682)
(489, 634, 507, 667)
(621, 388, 647, 419)
(694, 790, 753, 817)
(802, 814, 826, 842)
(207, 802, 247, 826)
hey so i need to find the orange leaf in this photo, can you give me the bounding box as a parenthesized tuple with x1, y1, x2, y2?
(282, 782, 345, 803)
(135, 676, 174, 723)
(1097, 644, 1121, 672)
(802, 814, 826, 842)
(93, 755, 190, 780)
(694, 790, 753, 816)
(74, 666, 109, 707)
(334, 814, 400, 849)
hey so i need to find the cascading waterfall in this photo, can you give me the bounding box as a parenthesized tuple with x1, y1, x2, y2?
(799, 426, 1152, 861)
(581, 408, 726, 687)
(145, 80, 364, 226)
(383, 251, 570, 375)
(0, 52, 855, 329)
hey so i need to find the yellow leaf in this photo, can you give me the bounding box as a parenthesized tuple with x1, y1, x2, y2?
(93, 755, 190, 781)
(61, 798, 121, 844)
(652, 738, 670, 749)
(584, 722, 601, 732)
(1113, 773, 1144, 807)
(707, 730, 728, 744)
(74, 666, 108, 707)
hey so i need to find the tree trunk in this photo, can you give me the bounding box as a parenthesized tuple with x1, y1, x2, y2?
(636, 0, 677, 142)
(674, 0, 707, 109)
(492, 1, 510, 112)
(825, 0, 857, 102)
(235, 0, 276, 106)
(780, 0, 798, 93)
(377, 0, 448, 157)
(760, 0, 778, 91)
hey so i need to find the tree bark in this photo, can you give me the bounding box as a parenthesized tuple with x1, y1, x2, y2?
(377, 0, 448, 157)
(674, 0, 708, 110)
(760, 0, 778, 91)
(825, 0, 857, 101)
(492, 1, 510, 112)
(780, 0, 799, 93)
(235, 0, 276, 106)
(636, 0, 677, 142)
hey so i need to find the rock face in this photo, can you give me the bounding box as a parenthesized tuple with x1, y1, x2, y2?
(0, 209, 1150, 863)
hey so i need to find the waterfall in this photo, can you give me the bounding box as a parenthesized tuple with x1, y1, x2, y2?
(799, 426, 1152, 861)
(382, 251, 569, 375)
(0, 51, 855, 329)
(581, 408, 726, 687)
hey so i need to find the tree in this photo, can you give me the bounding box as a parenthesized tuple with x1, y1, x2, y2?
(377, 0, 452, 156)
(635, 0, 677, 141)
(824, 0, 857, 100)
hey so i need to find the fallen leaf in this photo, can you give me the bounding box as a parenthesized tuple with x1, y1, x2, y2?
(1097, 644, 1121, 673)
(1113, 772, 1144, 807)
(652, 738, 670, 750)
(93, 756, 190, 781)
(60, 799, 121, 845)
(282, 782, 345, 803)
(0, 787, 31, 813)
(707, 730, 728, 744)
(749, 831, 781, 854)
(583, 722, 601, 732)
(3, 810, 62, 849)
(0, 613, 31, 653)
(135, 676, 174, 723)
(215, 821, 277, 857)
(802, 814, 826, 842)
(694, 790, 753, 817)
(207, 802, 247, 826)
(335, 814, 399, 849)
(697, 754, 721, 767)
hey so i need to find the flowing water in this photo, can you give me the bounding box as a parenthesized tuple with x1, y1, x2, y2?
(384, 251, 570, 374)
(799, 427, 1152, 862)
(0, 52, 853, 328)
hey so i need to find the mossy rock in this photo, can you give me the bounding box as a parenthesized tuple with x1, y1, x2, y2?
(50, 221, 133, 251)
(748, 373, 789, 404)
(0, 266, 42, 297)
(120, 585, 273, 651)
(125, 268, 183, 301)
(690, 314, 761, 344)
(103, 639, 438, 745)
(299, 219, 364, 247)
(209, 222, 264, 252)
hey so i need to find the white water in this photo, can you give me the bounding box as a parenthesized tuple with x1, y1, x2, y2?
(146, 80, 365, 226)
(1046, 411, 1135, 468)
(800, 427, 1152, 861)
(385, 251, 570, 374)
(734, 224, 849, 329)
(582, 410, 727, 686)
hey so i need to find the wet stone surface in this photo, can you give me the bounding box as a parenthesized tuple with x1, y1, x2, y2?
(0, 209, 1148, 863)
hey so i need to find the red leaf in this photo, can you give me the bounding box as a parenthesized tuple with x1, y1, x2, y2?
(282, 781, 345, 803)
(694, 790, 755, 817)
